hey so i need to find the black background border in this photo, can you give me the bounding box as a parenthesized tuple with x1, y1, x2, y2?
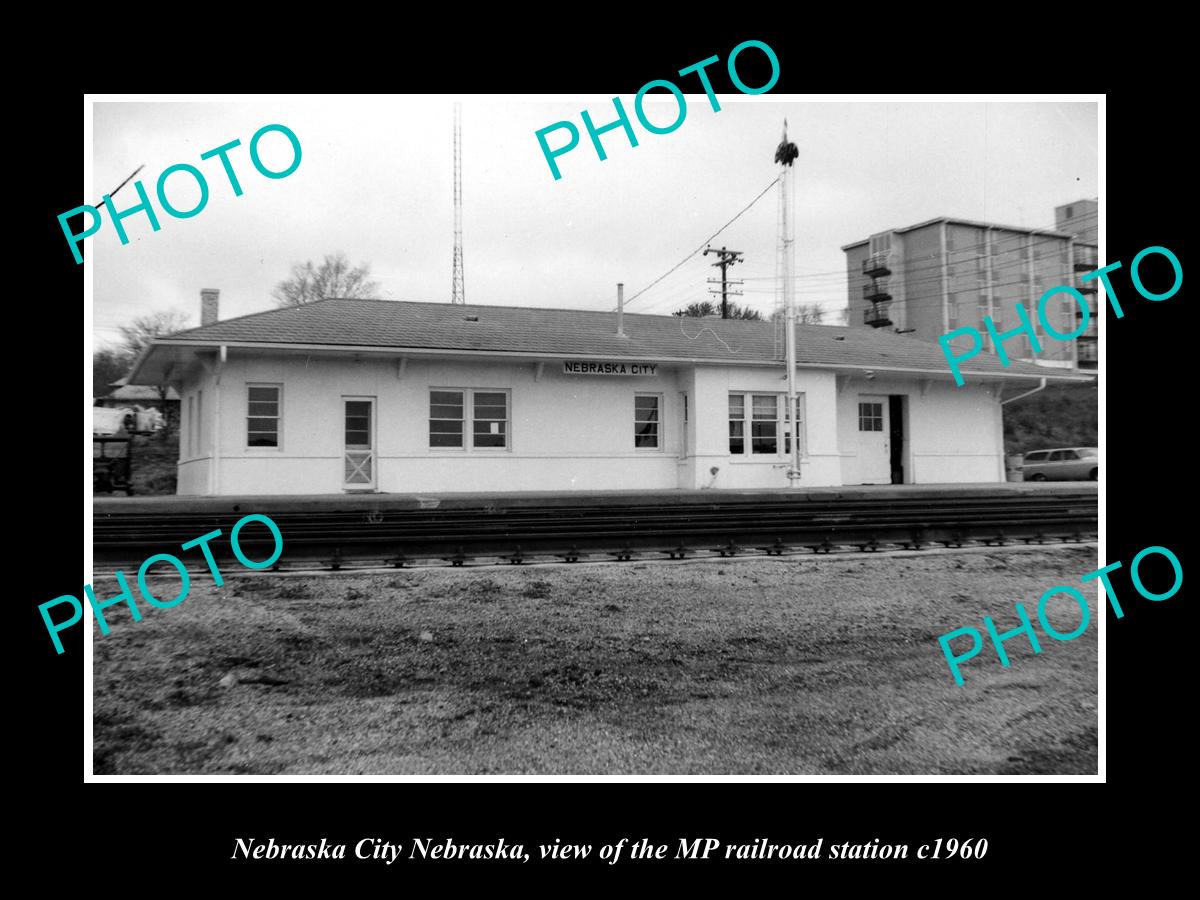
(21, 26, 1186, 886)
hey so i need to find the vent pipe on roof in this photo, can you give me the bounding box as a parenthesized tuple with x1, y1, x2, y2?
(616, 283, 625, 337)
(201, 288, 220, 326)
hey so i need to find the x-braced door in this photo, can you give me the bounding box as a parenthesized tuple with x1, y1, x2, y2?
(344, 397, 375, 490)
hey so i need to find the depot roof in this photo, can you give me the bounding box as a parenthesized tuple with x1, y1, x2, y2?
(130, 298, 1089, 384)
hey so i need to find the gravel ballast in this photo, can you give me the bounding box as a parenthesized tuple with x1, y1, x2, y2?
(92, 544, 1099, 775)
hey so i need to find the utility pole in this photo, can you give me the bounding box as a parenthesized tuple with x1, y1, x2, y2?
(704, 245, 743, 318)
(775, 120, 800, 487)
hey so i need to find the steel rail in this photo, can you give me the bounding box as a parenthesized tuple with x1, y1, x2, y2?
(93, 491, 1098, 569)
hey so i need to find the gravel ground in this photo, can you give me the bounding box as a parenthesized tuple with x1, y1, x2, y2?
(92, 545, 1098, 775)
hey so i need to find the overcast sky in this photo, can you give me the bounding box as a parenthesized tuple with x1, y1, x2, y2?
(91, 97, 1098, 349)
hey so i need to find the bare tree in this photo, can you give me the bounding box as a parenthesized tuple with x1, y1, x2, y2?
(797, 303, 825, 324)
(834, 307, 851, 325)
(673, 300, 763, 321)
(93, 348, 130, 397)
(271, 252, 380, 308)
(114, 309, 191, 400)
(118, 310, 191, 359)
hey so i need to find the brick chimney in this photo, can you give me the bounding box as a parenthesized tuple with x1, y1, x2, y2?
(200, 288, 220, 326)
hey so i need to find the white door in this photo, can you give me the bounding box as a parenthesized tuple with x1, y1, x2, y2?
(856, 396, 890, 484)
(343, 397, 375, 490)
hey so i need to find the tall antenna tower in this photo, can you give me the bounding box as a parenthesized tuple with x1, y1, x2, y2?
(451, 103, 465, 304)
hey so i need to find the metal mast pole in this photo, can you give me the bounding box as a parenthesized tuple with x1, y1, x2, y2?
(776, 121, 800, 486)
(452, 103, 465, 304)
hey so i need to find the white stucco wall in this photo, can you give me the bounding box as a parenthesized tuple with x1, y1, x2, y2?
(191, 353, 684, 495)
(177, 365, 215, 495)
(835, 376, 1004, 485)
(685, 366, 842, 489)
(174, 351, 1008, 495)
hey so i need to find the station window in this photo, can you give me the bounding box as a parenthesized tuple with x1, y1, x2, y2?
(751, 394, 778, 454)
(634, 394, 660, 449)
(473, 391, 508, 449)
(729, 392, 806, 457)
(247, 384, 281, 448)
(858, 402, 884, 432)
(729, 394, 745, 454)
(784, 395, 807, 457)
(430, 389, 509, 450)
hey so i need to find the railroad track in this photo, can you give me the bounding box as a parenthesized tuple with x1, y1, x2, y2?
(93, 490, 1098, 570)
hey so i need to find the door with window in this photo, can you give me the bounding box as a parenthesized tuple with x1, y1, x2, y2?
(856, 396, 890, 484)
(343, 397, 375, 490)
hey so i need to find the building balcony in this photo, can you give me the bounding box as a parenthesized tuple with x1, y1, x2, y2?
(1074, 245, 1099, 271)
(862, 253, 891, 277)
(1077, 337, 1098, 367)
(864, 301, 892, 328)
(863, 280, 891, 302)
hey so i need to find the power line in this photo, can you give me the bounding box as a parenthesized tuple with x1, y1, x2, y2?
(616, 175, 781, 311)
(628, 224, 1094, 316)
(95, 164, 145, 208)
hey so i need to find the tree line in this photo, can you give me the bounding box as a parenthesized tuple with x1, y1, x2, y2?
(94, 252, 378, 397)
(671, 300, 848, 323)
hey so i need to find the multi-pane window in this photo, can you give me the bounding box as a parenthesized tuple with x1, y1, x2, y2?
(729, 394, 745, 454)
(729, 392, 806, 457)
(751, 394, 778, 454)
(473, 392, 508, 448)
(634, 394, 660, 449)
(430, 390, 464, 447)
(430, 389, 509, 450)
(858, 402, 884, 432)
(186, 395, 194, 456)
(784, 396, 807, 457)
(247, 385, 281, 447)
(345, 400, 371, 448)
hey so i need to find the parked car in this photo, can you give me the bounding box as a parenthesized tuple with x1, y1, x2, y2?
(1020, 447, 1098, 481)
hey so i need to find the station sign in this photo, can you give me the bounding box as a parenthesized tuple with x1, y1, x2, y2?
(562, 361, 658, 376)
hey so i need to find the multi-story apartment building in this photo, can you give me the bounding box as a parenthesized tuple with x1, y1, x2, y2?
(1054, 199, 1098, 371)
(1055, 198, 1097, 243)
(843, 209, 1099, 371)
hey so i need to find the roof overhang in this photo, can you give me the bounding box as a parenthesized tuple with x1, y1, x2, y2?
(131, 338, 1091, 388)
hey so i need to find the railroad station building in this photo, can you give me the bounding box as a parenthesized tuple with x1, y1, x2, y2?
(128, 294, 1087, 496)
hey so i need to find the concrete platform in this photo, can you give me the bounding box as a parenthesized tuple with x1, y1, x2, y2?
(94, 482, 1097, 516)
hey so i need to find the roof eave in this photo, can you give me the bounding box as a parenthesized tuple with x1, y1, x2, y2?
(145, 338, 1086, 383)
